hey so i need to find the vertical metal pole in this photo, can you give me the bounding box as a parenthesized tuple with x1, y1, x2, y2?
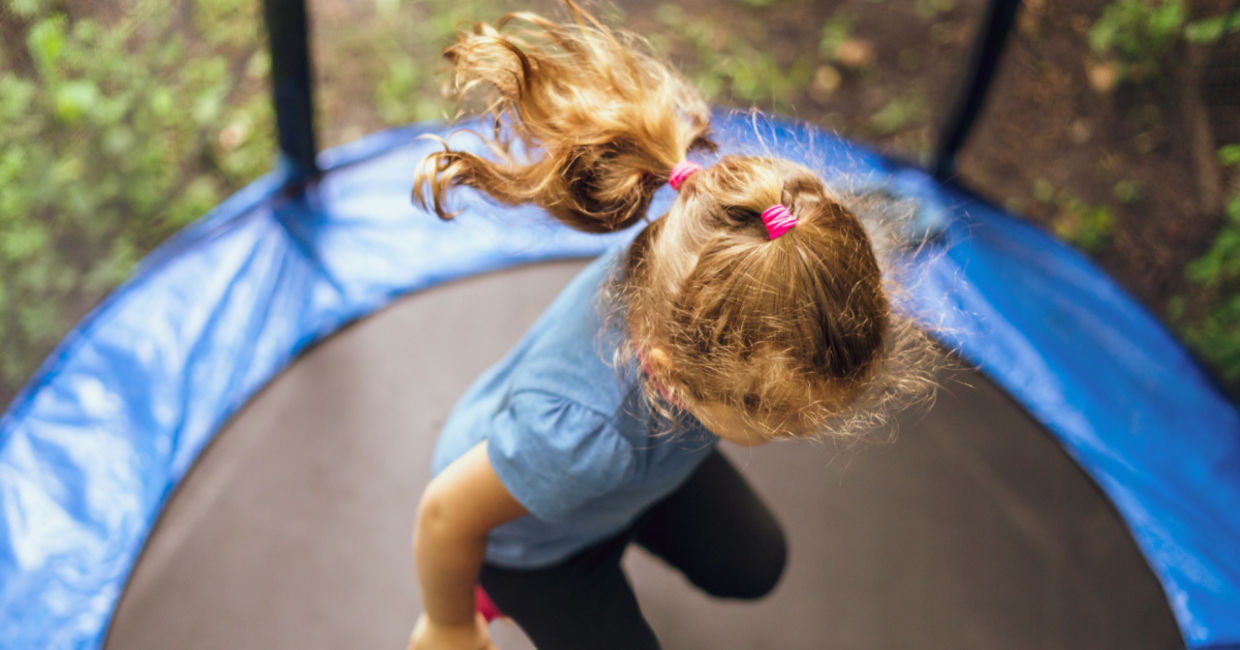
(262, 0, 320, 182)
(930, 0, 1020, 181)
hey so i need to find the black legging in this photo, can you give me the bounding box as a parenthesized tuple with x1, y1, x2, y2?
(478, 449, 787, 649)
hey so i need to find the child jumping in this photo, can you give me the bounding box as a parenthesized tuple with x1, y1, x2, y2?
(408, 2, 938, 648)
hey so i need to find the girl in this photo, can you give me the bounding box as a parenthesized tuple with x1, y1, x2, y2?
(408, 2, 938, 648)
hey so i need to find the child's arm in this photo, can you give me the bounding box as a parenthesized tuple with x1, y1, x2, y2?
(411, 440, 528, 644)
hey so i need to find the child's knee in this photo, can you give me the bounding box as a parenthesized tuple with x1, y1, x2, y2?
(742, 536, 788, 599)
(700, 532, 787, 600)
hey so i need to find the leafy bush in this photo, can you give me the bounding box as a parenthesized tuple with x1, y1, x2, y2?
(870, 93, 928, 136)
(363, 0, 507, 128)
(1089, 0, 1240, 82)
(1182, 10, 1240, 44)
(651, 3, 815, 109)
(1170, 147, 1240, 385)
(1089, 2, 1240, 390)
(0, 0, 272, 401)
(1031, 179, 1116, 253)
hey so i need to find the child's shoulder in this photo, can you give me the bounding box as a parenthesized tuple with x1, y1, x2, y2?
(507, 242, 635, 411)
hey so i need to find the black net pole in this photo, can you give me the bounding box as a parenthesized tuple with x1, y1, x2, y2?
(931, 0, 1020, 181)
(262, 0, 320, 182)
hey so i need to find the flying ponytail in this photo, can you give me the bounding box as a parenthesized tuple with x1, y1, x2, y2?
(413, 0, 715, 233)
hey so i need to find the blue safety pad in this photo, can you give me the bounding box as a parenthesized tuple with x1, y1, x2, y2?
(0, 109, 1237, 649)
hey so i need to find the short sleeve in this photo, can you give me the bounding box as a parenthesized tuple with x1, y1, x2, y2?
(487, 389, 636, 524)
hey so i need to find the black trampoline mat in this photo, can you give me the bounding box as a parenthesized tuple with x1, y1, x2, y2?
(104, 259, 1184, 650)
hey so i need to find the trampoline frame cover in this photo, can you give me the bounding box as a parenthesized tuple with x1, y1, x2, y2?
(1, 111, 1238, 649)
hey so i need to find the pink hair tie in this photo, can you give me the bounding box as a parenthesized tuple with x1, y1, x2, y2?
(668, 161, 701, 191)
(761, 204, 797, 240)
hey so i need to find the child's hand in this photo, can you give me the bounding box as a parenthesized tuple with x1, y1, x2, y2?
(408, 612, 497, 650)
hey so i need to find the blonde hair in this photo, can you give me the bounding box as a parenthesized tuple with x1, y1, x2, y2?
(414, 1, 944, 442)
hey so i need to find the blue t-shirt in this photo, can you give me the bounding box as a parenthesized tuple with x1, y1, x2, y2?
(430, 240, 719, 569)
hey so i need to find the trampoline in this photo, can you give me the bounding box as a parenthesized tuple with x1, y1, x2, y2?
(2, 1, 1238, 648)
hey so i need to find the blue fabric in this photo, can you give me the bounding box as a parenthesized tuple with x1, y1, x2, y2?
(0, 109, 1237, 648)
(430, 242, 717, 569)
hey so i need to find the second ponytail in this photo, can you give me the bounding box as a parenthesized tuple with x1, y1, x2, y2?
(414, 1, 714, 233)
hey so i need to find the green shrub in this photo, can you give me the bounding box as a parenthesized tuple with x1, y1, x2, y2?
(1089, 0, 1240, 83)
(1088, 2, 1240, 392)
(1183, 10, 1240, 44)
(1031, 179, 1116, 253)
(363, 0, 508, 127)
(652, 3, 814, 110)
(869, 93, 928, 136)
(1171, 148, 1240, 385)
(0, 0, 272, 400)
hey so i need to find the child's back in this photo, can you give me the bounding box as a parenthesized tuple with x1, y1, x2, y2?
(430, 241, 717, 570)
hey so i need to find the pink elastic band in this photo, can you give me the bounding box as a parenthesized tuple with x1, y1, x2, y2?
(668, 161, 701, 191)
(761, 204, 797, 240)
